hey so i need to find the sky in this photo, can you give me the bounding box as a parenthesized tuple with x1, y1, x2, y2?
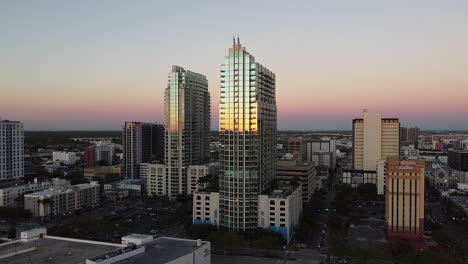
(1, 0, 467, 130)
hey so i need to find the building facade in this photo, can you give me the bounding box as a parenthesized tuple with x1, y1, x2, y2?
(306, 139, 336, 169)
(400, 127, 420, 148)
(353, 111, 400, 171)
(288, 138, 305, 161)
(84, 146, 96, 168)
(448, 150, 468, 172)
(385, 157, 425, 240)
(24, 182, 100, 217)
(276, 159, 316, 204)
(142, 123, 165, 163)
(52, 152, 78, 165)
(0, 178, 67, 207)
(123, 122, 165, 179)
(218, 40, 277, 230)
(0, 120, 24, 182)
(144, 163, 212, 197)
(95, 144, 114, 166)
(193, 192, 220, 226)
(257, 182, 302, 243)
(165, 66, 210, 197)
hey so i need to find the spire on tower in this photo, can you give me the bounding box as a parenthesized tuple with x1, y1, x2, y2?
(237, 34, 240, 45)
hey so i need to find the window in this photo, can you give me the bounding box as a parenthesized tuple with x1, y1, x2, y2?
(196, 196, 201, 200)
(280, 201, 285, 206)
(270, 200, 275, 205)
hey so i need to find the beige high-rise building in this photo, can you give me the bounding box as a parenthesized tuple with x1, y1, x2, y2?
(352, 111, 400, 171)
(385, 157, 425, 240)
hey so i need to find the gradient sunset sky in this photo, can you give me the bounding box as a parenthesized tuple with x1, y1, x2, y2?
(1, 0, 467, 130)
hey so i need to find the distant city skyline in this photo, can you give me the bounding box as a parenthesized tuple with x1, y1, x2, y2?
(2, 0, 468, 130)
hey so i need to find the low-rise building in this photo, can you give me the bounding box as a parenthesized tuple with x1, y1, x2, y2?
(0, 178, 67, 207)
(342, 159, 386, 195)
(84, 165, 122, 179)
(24, 181, 100, 217)
(257, 181, 302, 243)
(52, 152, 78, 165)
(1, 228, 211, 264)
(193, 192, 220, 226)
(104, 179, 144, 196)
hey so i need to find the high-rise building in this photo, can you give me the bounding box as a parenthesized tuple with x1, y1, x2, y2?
(306, 139, 337, 169)
(84, 146, 96, 168)
(352, 111, 400, 171)
(288, 138, 305, 161)
(219, 39, 277, 230)
(123, 122, 164, 179)
(385, 157, 425, 240)
(400, 126, 420, 148)
(448, 150, 468, 172)
(142, 123, 165, 163)
(165, 66, 210, 197)
(0, 120, 24, 182)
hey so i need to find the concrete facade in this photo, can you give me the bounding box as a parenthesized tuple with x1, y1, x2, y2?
(0, 120, 24, 182)
(353, 112, 399, 171)
(385, 157, 425, 240)
(24, 182, 100, 217)
(257, 182, 302, 243)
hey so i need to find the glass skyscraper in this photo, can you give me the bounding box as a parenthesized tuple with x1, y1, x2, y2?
(165, 66, 210, 197)
(219, 40, 277, 230)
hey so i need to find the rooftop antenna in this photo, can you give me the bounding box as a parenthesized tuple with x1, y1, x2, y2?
(233, 34, 235, 45)
(237, 33, 240, 45)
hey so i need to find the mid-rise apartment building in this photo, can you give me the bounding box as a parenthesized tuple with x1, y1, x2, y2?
(144, 163, 212, 197)
(385, 157, 425, 240)
(0, 178, 67, 207)
(24, 182, 100, 217)
(0, 120, 24, 182)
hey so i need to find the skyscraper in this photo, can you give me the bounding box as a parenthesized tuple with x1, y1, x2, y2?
(142, 123, 165, 163)
(0, 120, 24, 182)
(123, 122, 164, 179)
(352, 111, 400, 171)
(385, 157, 425, 240)
(165, 66, 210, 197)
(219, 39, 277, 230)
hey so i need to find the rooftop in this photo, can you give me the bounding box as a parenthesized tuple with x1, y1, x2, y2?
(113, 237, 209, 264)
(262, 180, 300, 198)
(0, 237, 120, 264)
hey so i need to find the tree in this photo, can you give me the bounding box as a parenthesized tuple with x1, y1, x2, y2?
(8, 220, 16, 239)
(97, 159, 109, 166)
